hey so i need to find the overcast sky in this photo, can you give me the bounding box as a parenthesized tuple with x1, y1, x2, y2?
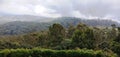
(0, 0, 120, 20)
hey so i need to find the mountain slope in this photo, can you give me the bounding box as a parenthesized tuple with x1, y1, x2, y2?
(0, 21, 50, 35)
(52, 17, 120, 27)
(0, 17, 119, 35)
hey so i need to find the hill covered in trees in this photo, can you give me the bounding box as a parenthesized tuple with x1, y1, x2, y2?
(0, 17, 119, 35)
(0, 23, 120, 57)
(0, 21, 50, 35)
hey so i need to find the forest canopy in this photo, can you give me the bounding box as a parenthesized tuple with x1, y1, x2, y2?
(0, 23, 119, 57)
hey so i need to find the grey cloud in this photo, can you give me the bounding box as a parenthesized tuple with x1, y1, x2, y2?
(0, 0, 120, 20)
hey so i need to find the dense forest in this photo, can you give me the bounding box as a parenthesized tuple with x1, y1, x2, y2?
(0, 22, 120, 57)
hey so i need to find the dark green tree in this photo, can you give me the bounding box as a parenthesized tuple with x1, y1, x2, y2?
(72, 23, 95, 49)
(49, 23, 65, 47)
(111, 31, 120, 56)
(67, 24, 75, 38)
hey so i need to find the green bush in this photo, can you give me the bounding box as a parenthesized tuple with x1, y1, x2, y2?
(0, 48, 116, 57)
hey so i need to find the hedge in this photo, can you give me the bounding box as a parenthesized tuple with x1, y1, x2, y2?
(0, 48, 117, 57)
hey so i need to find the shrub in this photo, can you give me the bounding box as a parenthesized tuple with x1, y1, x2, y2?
(0, 48, 116, 57)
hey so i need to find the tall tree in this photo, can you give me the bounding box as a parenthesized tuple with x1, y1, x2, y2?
(72, 23, 95, 49)
(49, 23, 65, 46)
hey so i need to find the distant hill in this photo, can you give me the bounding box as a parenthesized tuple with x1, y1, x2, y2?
(0, 17, 119, 35)
(52, 17, 120, 27)
(0, 21, 50, 35)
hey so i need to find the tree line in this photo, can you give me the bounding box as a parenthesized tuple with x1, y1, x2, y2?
(0, 23, 120, 56)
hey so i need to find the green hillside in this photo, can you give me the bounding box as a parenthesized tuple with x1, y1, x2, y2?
(0, 17, 119, 35)
(0, 23, 119, 56)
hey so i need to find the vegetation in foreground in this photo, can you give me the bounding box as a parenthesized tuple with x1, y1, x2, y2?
(0, 23, 120, 57)
(0, 48, 117, 57)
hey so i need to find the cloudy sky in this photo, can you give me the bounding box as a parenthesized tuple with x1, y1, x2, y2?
(0, 0, 120, 20)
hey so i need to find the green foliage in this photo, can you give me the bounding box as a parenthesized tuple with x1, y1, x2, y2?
(0, 49, 116, 57)
(0, 23, 119, 56)
(72, 24, 95, 49)
(49, 23, 65, 46)
(49, 23, 65, 37)
(111, 42, 120, 56)
(111, 32, 120, 56)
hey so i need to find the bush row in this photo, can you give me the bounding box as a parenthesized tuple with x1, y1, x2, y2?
(0, 48, 117, 57)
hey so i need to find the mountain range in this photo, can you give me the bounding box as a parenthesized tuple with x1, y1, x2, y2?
(0, 15, 119, 35)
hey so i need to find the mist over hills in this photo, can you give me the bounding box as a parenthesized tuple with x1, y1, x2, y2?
(52, 17, 120, 27)
(0, 15, 119, 35)
(0, 15, 55, 24)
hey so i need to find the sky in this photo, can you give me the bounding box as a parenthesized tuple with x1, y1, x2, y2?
(0, 0, 120, 20)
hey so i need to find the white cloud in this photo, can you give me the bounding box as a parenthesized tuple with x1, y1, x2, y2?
(34, 5, 61, 17)
(0, 2, 33, 15)
(72, 11, 87, 18)
(0, 0, 120, 20)
(34, 5, 55, 14)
